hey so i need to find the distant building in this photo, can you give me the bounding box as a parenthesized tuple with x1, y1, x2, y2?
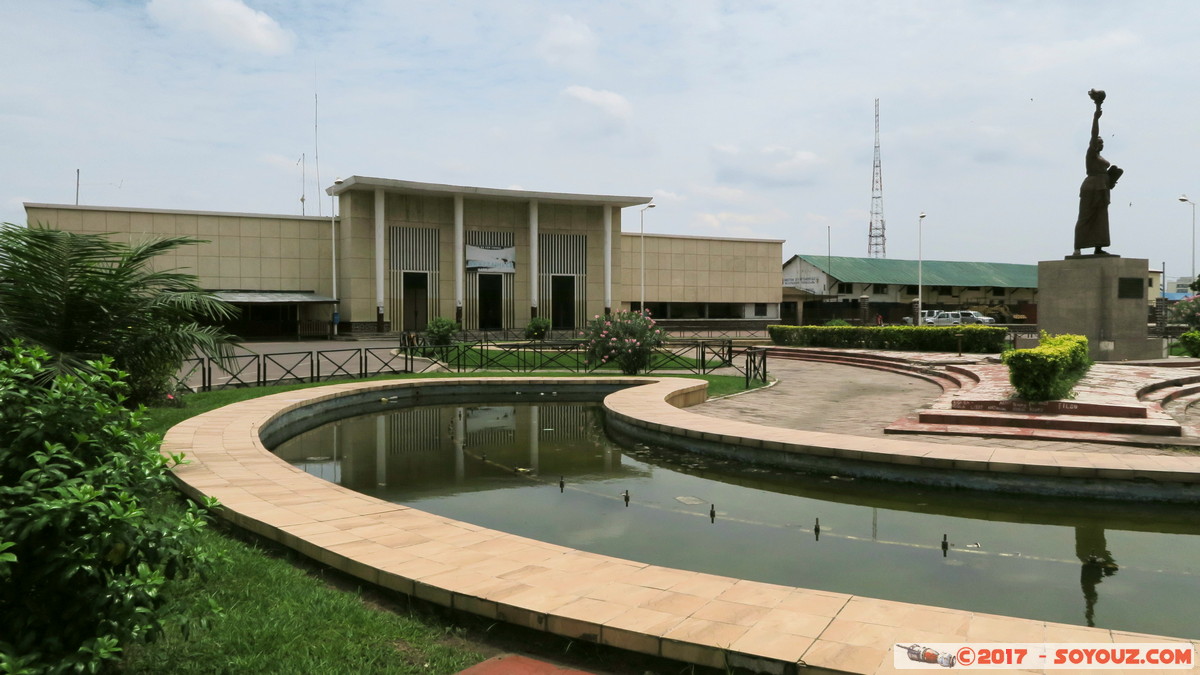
(782, 254, 1038, 324)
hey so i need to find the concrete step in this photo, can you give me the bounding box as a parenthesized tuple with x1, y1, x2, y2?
(948, 398, 1148, 418)
(917, 408, 1182, 436)
(764, 349, 968, 390)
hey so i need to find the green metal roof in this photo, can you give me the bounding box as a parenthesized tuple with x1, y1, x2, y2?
(796, 254, 1037, 287)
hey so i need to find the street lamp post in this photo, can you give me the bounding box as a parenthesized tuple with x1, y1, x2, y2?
(639, 204, 656, 312)
(918, 212, 926, 321)
(1180, 195, 1196, 286)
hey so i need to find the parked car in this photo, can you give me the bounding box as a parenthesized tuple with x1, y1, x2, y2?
(959, 310, 996, 324)
(929, 311, 964, 325)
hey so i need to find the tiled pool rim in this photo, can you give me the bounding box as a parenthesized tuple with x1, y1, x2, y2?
(162, 377, 1200, 674)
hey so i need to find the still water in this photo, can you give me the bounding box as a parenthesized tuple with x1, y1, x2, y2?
(273, 402, 1200, 639)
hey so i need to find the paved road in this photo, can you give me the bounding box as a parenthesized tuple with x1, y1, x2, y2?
(692, 359, 1178, 456)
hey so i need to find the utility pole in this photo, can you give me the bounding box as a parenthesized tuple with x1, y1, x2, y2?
(868, 98, 887, 258)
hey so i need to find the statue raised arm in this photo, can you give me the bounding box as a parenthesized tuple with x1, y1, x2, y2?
(1073, 89, 1122, 256)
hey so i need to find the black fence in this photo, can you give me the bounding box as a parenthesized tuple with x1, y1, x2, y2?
(174, 338, 769, 393)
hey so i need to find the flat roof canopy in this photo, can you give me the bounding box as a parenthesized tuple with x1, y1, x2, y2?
(213, 291, 338, 305)
(326, 176, 652, 208)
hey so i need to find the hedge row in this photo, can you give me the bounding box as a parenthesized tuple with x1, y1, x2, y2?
(766, 324, 1007, 353)
(1000, 332, 1091, 401)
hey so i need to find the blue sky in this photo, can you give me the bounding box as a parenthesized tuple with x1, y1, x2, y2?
(4, 1, 1200, 278)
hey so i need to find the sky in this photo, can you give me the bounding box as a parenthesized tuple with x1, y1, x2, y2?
(4, 1, 1200, 278)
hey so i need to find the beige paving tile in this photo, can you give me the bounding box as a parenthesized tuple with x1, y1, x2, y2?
(800, 639, 888, 674)
(728, 626, 812, 663)
(715, 579, 790, 608)
(691, 598, 772, 626)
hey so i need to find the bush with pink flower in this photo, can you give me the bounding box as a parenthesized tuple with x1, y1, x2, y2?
(581, 309, 666, 375)
(1170, 295, 1200, 329)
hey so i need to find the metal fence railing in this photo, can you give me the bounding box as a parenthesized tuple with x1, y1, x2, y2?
(173, 337, 769, 393)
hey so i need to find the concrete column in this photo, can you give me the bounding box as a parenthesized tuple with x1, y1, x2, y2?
(529, 200, 539, 318)
(374, 189, 385, 331)
(455, 194, 464, 324)
(603, 205, 612, 315)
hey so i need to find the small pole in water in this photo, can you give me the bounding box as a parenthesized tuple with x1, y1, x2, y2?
(559, 476, 565, 493)
(941, 533, 949, 557)
(814, 517, 821, 541)
(709, 504, 716, 523)
(623, 490, 630, 507)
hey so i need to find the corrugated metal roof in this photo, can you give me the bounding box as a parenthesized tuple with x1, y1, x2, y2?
(796, 254, 1037, 287)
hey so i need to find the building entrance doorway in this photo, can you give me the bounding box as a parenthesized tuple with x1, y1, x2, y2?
(402, 272, 428, 332)
(550, 275, 576, 330)
(478, 274, 504, 331)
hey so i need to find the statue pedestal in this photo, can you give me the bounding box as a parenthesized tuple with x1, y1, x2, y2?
(1038, 256, 1162, 361)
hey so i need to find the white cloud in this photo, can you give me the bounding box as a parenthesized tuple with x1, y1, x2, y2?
(692, 208, 788, 237)
(693, 185, 747, 203)
(711, 144, 824, 188)
(147, 0, 295, 56)
(537, 15, 596, 68)
(562, 85, 632, 120)
(652, 189, 685, 202)
(1006, 30, 1140, 73)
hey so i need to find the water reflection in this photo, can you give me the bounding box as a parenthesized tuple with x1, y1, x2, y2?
(274, 402, 1200, 639)
(276, 403, 645, 496)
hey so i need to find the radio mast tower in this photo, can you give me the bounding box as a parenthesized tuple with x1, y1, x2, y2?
(867, 98, 887, 258)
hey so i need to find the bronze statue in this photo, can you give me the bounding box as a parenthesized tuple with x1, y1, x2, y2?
(1073, 89, 1123, 255)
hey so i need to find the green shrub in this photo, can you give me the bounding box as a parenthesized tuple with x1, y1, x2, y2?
(0, 342, 217, 673)
(581, 310, 666, 375)
(524, 316, 552, 340)
(1179, 330, 1200, 358)
(767, 324, 1007, 353)
(1001, 332, 1091, 401)
(424, 316, 460, 346)
(823, 318, 851, 326)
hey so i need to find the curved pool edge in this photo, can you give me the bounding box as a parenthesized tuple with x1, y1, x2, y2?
(606, 380, 1200, 503)
(163, 377, 1199, 674)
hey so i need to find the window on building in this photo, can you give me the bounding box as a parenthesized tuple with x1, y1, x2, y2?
(965, 286, 981, 291)
(874, 284, 889, 294)
(992, 287, 1006, 297)
(936, 286, 952, 295)
(905, 285, 918, 294)
(754, 303, 768, 317)
(837, 282, 853, 294)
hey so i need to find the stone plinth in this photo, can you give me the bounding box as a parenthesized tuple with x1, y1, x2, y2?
(1038, 256, 1162, 361)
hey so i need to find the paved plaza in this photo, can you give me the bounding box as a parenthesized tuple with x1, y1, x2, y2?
(694, 358, 1190, 456)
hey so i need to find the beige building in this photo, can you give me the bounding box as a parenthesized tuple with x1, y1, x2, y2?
(620, 232, 783, 320)
(25, 176, 782, 337)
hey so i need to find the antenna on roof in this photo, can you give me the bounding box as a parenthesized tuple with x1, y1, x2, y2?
(314, 93, 322, 217)
(298, 153, 306, 215)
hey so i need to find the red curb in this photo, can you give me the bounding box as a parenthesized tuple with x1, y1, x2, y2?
(456, 654, 598, 675)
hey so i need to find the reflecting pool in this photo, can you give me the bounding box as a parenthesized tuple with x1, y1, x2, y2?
(273, 401, 1200, 639)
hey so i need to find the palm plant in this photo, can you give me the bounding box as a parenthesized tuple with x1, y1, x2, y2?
(0, 225, 238, 404)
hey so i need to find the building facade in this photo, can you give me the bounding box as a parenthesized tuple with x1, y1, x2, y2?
(25, 176, 783, 337)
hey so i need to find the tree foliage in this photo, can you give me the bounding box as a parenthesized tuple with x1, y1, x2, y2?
(0, 342, 218, 673)
(0, 226, 238, 404)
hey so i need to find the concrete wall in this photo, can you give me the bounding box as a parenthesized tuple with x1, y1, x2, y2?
(620, 233, 782, 306)
(24, 203, 332, 310)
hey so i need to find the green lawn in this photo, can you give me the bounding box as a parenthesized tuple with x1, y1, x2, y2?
(126, 371, 762, 673)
